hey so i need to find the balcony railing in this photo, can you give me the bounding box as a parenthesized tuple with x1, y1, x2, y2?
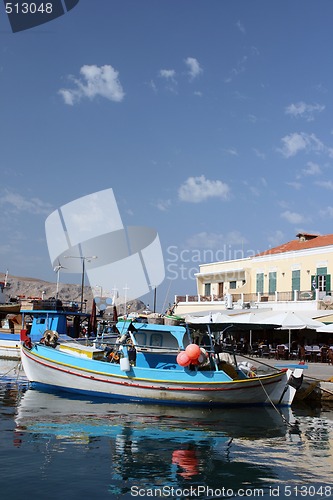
(175, 290, 325, 305)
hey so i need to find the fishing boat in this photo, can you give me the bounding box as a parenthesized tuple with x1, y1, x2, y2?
(20, 320, 303, 407)
(0, 298, 90, 360)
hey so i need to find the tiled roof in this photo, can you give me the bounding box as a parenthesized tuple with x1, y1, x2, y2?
(256, 233, 333, 256)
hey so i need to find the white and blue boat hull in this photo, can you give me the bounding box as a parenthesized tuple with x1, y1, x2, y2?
(21, 343, 300, 406)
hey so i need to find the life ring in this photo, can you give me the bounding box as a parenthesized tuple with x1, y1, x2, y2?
(41, 330, 59, 347)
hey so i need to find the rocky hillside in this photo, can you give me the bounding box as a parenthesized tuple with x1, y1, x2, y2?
(0, 273, 146, 315)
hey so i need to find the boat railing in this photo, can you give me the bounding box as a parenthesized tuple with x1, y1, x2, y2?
(91, 338, 182, 353)
(134, 344, 180, 352)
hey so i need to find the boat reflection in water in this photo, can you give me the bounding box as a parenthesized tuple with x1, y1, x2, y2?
(14, 388, 296, 495)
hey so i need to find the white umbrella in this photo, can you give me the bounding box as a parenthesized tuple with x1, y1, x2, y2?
(222, 312, 271, 347)
(316, 323, 333, 333)
(185, 312, 245, 324)
(257, 311, 323, 347)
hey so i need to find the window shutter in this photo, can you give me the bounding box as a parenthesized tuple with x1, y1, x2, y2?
(256, 273, 264, 294)
(269, 272, 276, 295)
(326, 275, 331, 292)
(292, 270, 300, 291)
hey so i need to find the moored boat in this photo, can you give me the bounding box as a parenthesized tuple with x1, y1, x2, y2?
(0, 299, 90, 360)
(20, 320, 303, 407)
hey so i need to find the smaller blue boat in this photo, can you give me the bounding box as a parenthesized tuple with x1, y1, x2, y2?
(0, 298, 90, 359)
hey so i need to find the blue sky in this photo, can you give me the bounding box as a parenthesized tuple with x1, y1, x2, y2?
(1, 0, 333, 310)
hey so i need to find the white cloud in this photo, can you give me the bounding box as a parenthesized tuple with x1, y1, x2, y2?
(0, 190, 52, 215)
(278, 133, 309, 157)
(248, 114, 258, 123)
(148, 80, 157, 93)
(178, 175, 230, 203)
(315, 180, 333, 190)
(267, 230, 285, 247)
(59, 64, 125, 105)
(232, 90, 247, 100)
(278, 132, 333, 158)
(186, 230, 246, 250)
(236, 20, 246, 34)
(224, 55, 248, 83)
(281, 210, 306, 224)
(185, 231, 225, 249)
(302, 161, 322, 176)
(253, 148, 266, 160)
(159, 69, 176, 79)
(58, 89, 75, 105)
(285, 101, 325, 121)
(158, 69, 177, 92)
(223, 148, 238, 156)
(185, 57, 203, 80)
(286, 181, 302, 190)
(154, 199, 172, 211)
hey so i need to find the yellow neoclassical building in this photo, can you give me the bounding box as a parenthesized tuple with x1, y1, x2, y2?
(174, 232, 333, 315)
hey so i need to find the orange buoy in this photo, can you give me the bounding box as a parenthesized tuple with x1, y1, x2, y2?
(185, 343, 201, 361)
(177, 351, 191, 367)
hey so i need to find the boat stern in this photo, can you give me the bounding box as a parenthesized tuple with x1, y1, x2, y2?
(268, 368, 304, 406)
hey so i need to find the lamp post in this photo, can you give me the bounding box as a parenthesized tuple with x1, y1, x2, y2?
(150, 284, 156, 313)
(64, 255, 97, 311)
(153, 286, 156, 313)
(123, 284, 129, 317)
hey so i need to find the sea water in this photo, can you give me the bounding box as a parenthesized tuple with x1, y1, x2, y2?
(0, 360, 333, 500)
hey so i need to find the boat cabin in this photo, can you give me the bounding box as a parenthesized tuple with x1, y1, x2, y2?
(21, 303, 90, 341)
(117, 321, 190, 370)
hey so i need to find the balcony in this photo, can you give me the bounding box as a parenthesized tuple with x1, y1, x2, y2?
(173, 289, 331, 315)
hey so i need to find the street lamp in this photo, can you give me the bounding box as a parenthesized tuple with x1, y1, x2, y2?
(123, 284, 129, 317)
(64, 255, 97, 311)
(150, 284, 157, 313)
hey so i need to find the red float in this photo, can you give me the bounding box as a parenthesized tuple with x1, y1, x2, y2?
(185, 343, 201, 361)
(176, 351, 191, 367)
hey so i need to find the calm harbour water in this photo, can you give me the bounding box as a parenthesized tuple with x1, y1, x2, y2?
(1, 359, 333, 500)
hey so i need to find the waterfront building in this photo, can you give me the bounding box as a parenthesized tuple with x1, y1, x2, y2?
(174, 233, 333, 316)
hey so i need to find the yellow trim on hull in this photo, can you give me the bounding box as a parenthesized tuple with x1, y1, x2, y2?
(23, 346, 285, 387)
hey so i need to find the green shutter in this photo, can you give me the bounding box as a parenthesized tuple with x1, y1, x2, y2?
(292, 270, 300, 291)
(326, 275, 331, 292)
(256, 273, 264, 294)
(269, 272, 276, 295)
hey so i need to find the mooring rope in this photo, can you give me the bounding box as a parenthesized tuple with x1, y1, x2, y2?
(0, 361, 22, 379)
(255, 372, 299, 429)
